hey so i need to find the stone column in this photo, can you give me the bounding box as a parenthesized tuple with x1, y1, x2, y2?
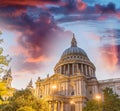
(60, 66, 62, 74)
(72, 64, 74, 75)
(88, 66, 91, 76)
(66, 82, 68, 96)
(80, 102, 83, 111)
(85, 65, 87, 75)
(93, 69, 94, 77)
(79, 80, 81, 96)
(75, 81, 78, 96)
(82, 80, 85, 96)
(87, 66, 89, 76)
(48, 101, 52, 111)
(54, 102, 57, 111)
(78, 80, 80, 95)
(75, 102, 80, 111)
(68, 64, 70, 75)
(61, 66, 63, 74)
(81, 64, 83, 73)
(63, 65, 65, 75)
(81, 80, 83, 96)
(64, 103, 68, 111)
(60, 102, 63, 111)
(58, 102, 60, 111)
(77, 64, 79, 74)
(45, 86, 46, 95)
(91, 69, 93, 77)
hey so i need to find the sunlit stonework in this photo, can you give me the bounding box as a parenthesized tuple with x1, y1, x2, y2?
(35, 34, 120, 111)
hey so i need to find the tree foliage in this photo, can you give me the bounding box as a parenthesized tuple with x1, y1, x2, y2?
(0, 89, 49, 111)
(83, 99, 102, 111)
(0, 31, 13, 104)
(0, 82, 8, 97)
(103, 87, 120, 111)
(0, 81, 14, 96)
(17, 106, 36, 111)
(83, 87, 120, 111)
(0, 31, 11, 74)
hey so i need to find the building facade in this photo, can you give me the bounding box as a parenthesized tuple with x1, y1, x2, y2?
(35, 35, 120, 111)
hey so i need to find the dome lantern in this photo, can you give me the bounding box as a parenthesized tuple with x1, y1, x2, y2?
(71, 34, 77, 47)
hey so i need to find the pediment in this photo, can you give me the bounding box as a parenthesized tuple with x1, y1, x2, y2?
(45, 73, 68, 82)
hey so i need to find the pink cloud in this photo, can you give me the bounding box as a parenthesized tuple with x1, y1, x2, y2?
(100, 45, 118, 71)
(77, 0, 87, 11)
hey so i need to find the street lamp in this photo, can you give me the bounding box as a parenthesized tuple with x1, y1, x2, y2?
(52, 84, 57, 111)
(95, 94, 101, 111)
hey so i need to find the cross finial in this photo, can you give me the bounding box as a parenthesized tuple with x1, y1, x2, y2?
(71, 33, 77, 47)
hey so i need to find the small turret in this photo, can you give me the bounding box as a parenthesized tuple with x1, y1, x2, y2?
(2, 68, 12, 88)
(26, 79, 35, 94)
(37, 77, 41, 82)
(26, 79, 33, 89)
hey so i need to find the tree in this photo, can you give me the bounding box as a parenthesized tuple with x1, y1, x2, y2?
(0, 89, 49, 111)
(0, 31, 11, 74)
(83, 99, 102, 111)
(103, 87, 120, 111)
(0, 31, 13, 104)
(17, 106, 36, 111)
(0, 81, 9, 97)
(0, 81, 15, 100)
(83, 88, 120, 111)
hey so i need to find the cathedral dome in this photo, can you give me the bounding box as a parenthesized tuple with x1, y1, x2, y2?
(61, 37, 88, 58)
(62, 47, 87, 57)
(54, 34, 95, 78)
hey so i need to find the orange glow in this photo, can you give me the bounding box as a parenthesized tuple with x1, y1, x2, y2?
(0, 0, 66, 7)
(116, 12, 120, 19)
(52, 85, 57, 89)
(77, 1, 87, 11)
(25, 55, 48, 63)
(95, 94, 101, 101)
(70, 100, 75, 104)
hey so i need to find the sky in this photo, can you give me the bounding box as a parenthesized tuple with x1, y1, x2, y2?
(0, 0, 120, 89)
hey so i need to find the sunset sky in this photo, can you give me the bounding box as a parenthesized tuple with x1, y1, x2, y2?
(0, 0, 120, 89)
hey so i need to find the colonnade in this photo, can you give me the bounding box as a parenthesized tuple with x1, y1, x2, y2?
(56, 63, 94, 77)
(48, 101, 83, 111)
(48, 101, 64, 111)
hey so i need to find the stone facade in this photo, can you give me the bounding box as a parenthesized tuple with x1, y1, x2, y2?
(99, 78, 120, 98)
(35, 35, 120, 111)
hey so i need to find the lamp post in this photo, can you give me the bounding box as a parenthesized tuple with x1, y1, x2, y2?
(95, 94, 101, 111)
(52, 84, 57, 111)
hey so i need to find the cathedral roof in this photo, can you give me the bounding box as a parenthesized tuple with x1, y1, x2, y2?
(61, 34, 88, 58)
